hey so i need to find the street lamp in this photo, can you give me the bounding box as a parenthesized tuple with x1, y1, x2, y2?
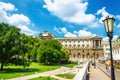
(103, 16, 115, 80)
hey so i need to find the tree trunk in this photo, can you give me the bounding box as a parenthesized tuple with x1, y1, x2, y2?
(0, 62, 4, 70)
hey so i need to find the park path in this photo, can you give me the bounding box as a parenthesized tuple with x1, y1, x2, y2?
(88, 63, 110, 80)
(8, 66, 71, 80)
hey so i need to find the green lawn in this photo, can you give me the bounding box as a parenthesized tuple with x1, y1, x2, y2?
(64, 62, 77, 68)
(56, 73, 75, 79)
(29, 76, 58, 80)
(0, 62, 60, 79)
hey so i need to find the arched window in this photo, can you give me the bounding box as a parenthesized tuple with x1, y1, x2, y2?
(83, 50, 84, 53)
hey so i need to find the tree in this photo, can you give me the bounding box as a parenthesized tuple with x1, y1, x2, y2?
(0, 23, 21, 70)
(29, 37, 41, 61)
(60, 48, 69, 63)
(30, 46, 38, 61)
(19, 33, 30, 68)
(37, 39, 69, 65)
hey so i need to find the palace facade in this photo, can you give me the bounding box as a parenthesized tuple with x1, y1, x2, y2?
(56, 36, 103, 60)
(39, 31, 104, 60)
(112, 37, 120, 60)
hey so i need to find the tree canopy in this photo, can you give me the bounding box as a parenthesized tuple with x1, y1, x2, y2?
(37, 39, 69, 64)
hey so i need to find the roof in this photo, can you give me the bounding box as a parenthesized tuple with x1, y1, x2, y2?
(39, 31, 56, 38)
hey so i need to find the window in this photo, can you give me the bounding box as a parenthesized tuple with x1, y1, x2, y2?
(83, 50, 84, 53)
(87, 44, 89, 47)
(82, 44, 84, 48)
(95, 40, 99, 48)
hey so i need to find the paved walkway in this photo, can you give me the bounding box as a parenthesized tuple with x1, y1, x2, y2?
(89, 64, 110, 80)
(8, 66, 70, 80)
(97, 63, 120, 80)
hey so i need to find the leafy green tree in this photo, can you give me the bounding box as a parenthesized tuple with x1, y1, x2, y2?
(37, 39, 69, 65)
(0, 23, 20, 70)
(19, 33, 30, 67)
(61, 48, 69, 63)
(29, 37, 41, 61)
(30, 46, 38, 61)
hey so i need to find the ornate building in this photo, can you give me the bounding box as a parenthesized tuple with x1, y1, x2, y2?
(112, 37, 120, 60)
(56, 36, 103, 60)
(39, 31, 103, 60)
(102, 41, 110, 58)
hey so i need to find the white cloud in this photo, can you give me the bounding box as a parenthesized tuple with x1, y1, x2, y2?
(18, 25, 36, 35)
(103, 35, 118, 41)
(54, 26, 96, 37)
(61, 27, 67, 33)
(96, 7, 114, 24)
(0, 2, 16, 11)
(117, 24, 120, 28)
(0, 2, 36, 35)
(103, 37, 109, 41)
(74, 29, 96, 37)
(60, 27, 77, 37)
(116, 15, 120, 20)
(64, 32, 77, 37)
(54, 27, 77, 37)
(54, 26, 62, 34)
(8, 14, 30, 25)
(43, 0, 99, 28)
(113, 35, 119, 41)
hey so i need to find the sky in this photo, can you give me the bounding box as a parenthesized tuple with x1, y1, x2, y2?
(0, 0, 120, 41)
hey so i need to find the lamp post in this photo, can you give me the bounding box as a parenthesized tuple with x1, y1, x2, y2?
(103, 16, 115, 80)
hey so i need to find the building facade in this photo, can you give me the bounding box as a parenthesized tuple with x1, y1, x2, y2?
(56, 36, 103, 60)
(112, 37, 120, 60)
(39, 31, 104, 60)
(102, 41, 110, 58)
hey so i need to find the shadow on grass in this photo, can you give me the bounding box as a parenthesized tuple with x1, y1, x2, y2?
(0, 68, 40, 74)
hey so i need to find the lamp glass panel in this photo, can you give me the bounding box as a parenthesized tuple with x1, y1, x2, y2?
(108, 18, 114, 32)
(104, 19, 109, 32)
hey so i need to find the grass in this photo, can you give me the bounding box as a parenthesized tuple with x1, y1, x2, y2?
(0, 62, 60, 79)
(29, 76, 58, 80)
(56, 73, 75, 79)
(64, 62, 77, 68)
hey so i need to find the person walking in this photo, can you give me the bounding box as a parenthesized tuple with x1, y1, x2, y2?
(105, 59, 108, 70)
(108, 59, 112, 80)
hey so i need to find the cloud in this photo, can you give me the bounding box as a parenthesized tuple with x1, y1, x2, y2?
(54, 27, 77, 37)
(18, 25, 36, 35)
(43, 0, 99, 28)
(0, 2, 36, 35)
(61, 27, 67, 33)
(60, 27, 77, 37)
(103, 35, 118, 41)
(96, 7, 114, 24)
(8, 14, 30, 25)
(116, 15, 120, 20)
(117, 24, 120, 28)
(0, 2, 16, 11)
(74, 29, 96, 37)
(54, 26, 62, 34)
(54, 26, 96, 37)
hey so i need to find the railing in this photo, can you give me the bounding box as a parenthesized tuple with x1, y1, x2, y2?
(73, 61, 89, 80)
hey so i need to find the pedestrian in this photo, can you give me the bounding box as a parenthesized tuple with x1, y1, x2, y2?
(94, 61, 96, 68)
(92, 60, 94, 66)
(105, 59, 108, 70)
(108, 59, 112, 80)
(88, 61, 90, 72)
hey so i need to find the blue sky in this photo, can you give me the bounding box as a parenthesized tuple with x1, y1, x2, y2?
(0, 0, 120, 41)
